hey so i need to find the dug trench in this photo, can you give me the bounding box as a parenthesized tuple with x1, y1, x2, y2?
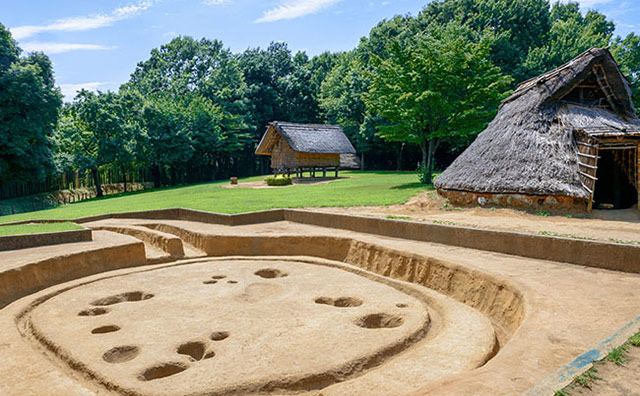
(14, 258, 446, 396)
(2, 220, 528, 396)
(143, 222, 525, 344)
(10, 255, 506, 396)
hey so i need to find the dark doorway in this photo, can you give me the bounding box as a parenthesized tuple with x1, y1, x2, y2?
(594, 148, 638, 209)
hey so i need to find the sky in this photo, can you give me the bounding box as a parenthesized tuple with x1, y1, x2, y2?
(1, 0, 639, 101)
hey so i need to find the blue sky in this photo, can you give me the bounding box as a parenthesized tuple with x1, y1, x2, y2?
(2, 0, 639, 100)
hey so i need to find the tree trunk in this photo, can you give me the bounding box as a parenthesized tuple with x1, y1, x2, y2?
(396, 142, 404, 171)
(122, 166, 127, 193)
(360, 152, 365, 171)
(92, 168, 103, 198)
(152, 165, 161, 188)
(420, 137, 430, 184)
(426, 138, 438, 185)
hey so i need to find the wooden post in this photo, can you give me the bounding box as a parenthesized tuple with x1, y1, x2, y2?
(587, 143, 600, 213)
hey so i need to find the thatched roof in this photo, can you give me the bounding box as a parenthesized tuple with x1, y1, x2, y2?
(435, 48, 639, 199)
(506, 48, 635, 116)
(340, 153, 362, 169)
(255, 122, 356, 155)
(557, 103, 640, 137)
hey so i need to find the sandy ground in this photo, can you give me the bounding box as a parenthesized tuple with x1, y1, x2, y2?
(306, 192, 640, 394)
(563, 342, 640, 396)
(308, 191, 640, 244)
(6, 255, 495, 396)
(27, 259, 431, 396)
(1, 213, 639, 396)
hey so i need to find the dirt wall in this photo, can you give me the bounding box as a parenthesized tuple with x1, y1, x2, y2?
(0, 228, 91, 251)
(20, 207, 637, 273)
(0, 239, 146, 309)
(283, 209, 640, 273)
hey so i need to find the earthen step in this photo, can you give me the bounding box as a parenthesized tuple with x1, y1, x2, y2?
(182, 242, 207, 258)
(138, 224, 207, 259)
(90, 225, 185, 260)
(144, 245, 173, 264)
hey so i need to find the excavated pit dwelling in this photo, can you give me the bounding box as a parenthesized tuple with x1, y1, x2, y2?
(17, 258, 498, 396)
(0, 209, 638, 396)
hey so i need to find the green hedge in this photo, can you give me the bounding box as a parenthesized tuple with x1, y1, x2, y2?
(265, 176, 293, 186)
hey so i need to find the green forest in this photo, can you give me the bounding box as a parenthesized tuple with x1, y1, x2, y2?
(1, 0, 639, 199)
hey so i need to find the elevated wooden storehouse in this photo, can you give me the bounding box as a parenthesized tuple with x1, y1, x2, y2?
(255, 122, 356, 177)
(435, 48, 640, 211)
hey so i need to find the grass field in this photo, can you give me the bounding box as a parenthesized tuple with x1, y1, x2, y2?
(0, 171, 429, 224)
(0, 222, 83, 236)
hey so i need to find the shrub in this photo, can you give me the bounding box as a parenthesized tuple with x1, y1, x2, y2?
(417, 164, 429, 184)
(265, 176, 292, 186)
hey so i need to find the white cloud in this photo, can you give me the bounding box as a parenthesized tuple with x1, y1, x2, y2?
(10, 1, 154, 40)
(254, 0, 342, 23)
(202, 0, 231, 5)
(558, 0, 615, 8)
(20, 42, 116, 54)
(59, 82, 112, 101)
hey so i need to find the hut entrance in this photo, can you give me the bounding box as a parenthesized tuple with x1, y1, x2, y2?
(593, 147, 638, 209)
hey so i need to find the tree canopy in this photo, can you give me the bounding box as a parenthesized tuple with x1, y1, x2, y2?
(2, 0, 639, 196)
(364, 22, 512, 184)
(0, 23, 61, 185)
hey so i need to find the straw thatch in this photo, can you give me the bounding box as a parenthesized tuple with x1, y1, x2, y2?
(557, 104, 640, 137)
(256, 122, 356, 155)
(435, 48, 639, 203)
(340, 153, 362, 169)
(255, 121, 356, 171)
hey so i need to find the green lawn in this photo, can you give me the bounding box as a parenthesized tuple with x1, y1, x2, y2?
(0, 222, 83, 236)
(0, 171, 430, 224)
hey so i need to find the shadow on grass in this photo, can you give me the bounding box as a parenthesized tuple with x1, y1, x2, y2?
(391, 182, 432, 190)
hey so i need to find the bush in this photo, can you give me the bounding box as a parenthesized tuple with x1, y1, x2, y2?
(265, 176, 292, 186)
(417, 165, 432, 184)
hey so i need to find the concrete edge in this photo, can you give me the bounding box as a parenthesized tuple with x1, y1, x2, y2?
(1, 207, 639, 273)
(0, 228, 92, 251)
(520, 315, 640, 396)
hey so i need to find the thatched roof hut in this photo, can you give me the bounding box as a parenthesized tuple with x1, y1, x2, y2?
(256, 122, 356, 176)
(435, 48, 640, 211)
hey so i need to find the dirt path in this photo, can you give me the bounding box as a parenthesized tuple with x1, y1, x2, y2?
(223, 177, 345, 189)
(307, 191, 640, 244)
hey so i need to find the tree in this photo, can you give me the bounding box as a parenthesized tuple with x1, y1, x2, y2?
(279, 51, 322, 123)
(522, 2, 613, 78)
(612, 33, 640, 109)
(364, 22, 512, 184)
(239, 42, 306, 173)
(140, 95, 193, 186)
(418, 0, 552, 82)
(128, 36, 249, 181)
(320, 52, 369, 166)
(182, 93, 249, 181)
(0, 24, 62, 184)
(66, 90, 138, 197)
